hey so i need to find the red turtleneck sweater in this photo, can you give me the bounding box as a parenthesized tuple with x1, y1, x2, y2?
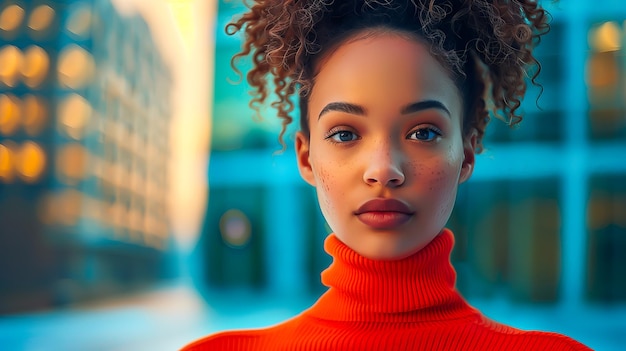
(182, 229, 591, 350)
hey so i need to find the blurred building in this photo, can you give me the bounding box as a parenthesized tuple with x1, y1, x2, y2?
(204, 0, 626, 316)
(0, 0, 172, 314)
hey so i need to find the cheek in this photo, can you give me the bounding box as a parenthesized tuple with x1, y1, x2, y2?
(407, 155, 461, 192)
(312, 159, 341, 211)
(311, 144, 354, 192)
(409, 156, 462, 213)
(423, 164, 459, 224)
(316, 166, 332, 193)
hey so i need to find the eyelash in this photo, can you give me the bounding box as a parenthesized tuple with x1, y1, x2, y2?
(324, 126, 443, 144)
(324, 127, 360, 143)
(406, 126, 443, 142)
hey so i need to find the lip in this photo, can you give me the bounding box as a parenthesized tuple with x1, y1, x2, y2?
(355, 198, 414, 215)
(354, 198, 414, 229)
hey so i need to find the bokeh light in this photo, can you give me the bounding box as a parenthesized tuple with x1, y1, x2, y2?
(219, 209, 252, 248)
(57, 44, 94, 89)
(66, 3, 92, 38)
(28, 4, 55, 32)
(0, 4, 24, 32)
(21, 45, 50, 87)
(58, 93, 91, 139)
(16, 141, 46, 182)
(56, 143, 87, 183)
(0, 141, 16, 182)
(0, 45, 23, 87)
(588, 21, 622, 53)
(0, 93, 21, 136)
(21, 94, 48, 136)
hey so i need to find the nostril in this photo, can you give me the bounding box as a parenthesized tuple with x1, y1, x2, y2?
(365, 175, 404, 187)
(387, 176, 404, 187)
(363, 155, 406, 187)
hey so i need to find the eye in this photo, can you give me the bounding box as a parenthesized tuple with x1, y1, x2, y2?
(407, 127, 442, 142)
(326, 129, 360, 143)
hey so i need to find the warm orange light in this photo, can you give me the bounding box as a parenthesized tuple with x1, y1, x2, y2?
(0, 4, 24, 32)
(589, 21, 622, 53)
(58, 94, 91, 139)
(57, 143, 87, 183)
(0, 94, 21, 136)
(586, 52, 618, 89)
(21, 46, 50, 87)
(17, 141, 46, 182)
(28, 5, 55, 32)
(39, 190, 90, 226)
(0, 142, 16, 182)
(22, 95, 48, 136)
(0, 45, 23, 87)
(66, 3, 92, 38)
(58, 44, 94, 89)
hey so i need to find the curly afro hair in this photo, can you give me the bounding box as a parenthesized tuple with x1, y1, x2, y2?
(226, 0, 550, 152)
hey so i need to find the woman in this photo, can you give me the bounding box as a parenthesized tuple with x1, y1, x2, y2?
(182, 1, 592, 350)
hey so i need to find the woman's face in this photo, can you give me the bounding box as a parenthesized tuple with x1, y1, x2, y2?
(295, 31, 476, 260)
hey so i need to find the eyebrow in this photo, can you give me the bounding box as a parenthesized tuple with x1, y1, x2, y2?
(318, 102, 365, 119)
(401, 100, 451, 117)
(318, 100, 451, 120)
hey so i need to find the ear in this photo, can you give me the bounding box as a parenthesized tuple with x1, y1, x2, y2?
(295, 131, 316, 186)
(459, 128, 477, 184)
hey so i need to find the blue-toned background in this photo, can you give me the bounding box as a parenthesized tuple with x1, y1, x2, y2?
(0, 0, 625, 350)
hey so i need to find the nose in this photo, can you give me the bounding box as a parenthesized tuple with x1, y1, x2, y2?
(363, 142, 405, 187)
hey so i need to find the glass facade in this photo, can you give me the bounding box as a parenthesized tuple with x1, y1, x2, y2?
(0, 0, 173, 313)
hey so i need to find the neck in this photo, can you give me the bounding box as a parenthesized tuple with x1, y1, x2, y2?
(307, 229, 477, 322)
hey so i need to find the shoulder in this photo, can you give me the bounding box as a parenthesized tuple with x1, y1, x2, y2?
(517, 331, 593, 351)
(180, 315, 308, 351)
(473, 318, 593, 351)
(180, 328, 270, 351)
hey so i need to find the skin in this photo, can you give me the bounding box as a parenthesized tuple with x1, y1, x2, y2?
(295, 30, 477, 260)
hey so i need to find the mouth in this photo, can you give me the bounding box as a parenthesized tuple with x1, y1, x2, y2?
(354, 198, 414, 229)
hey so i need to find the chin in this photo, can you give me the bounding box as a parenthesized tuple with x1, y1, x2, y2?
(352, 236, 424, 261)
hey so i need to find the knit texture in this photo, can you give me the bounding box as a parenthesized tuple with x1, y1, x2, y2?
(182, 229, 592, 350)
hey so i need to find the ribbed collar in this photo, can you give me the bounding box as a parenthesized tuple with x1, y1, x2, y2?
(306, 229, 479, 322)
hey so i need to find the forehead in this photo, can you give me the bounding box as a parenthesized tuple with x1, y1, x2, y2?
(309, 32, 462, 117)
